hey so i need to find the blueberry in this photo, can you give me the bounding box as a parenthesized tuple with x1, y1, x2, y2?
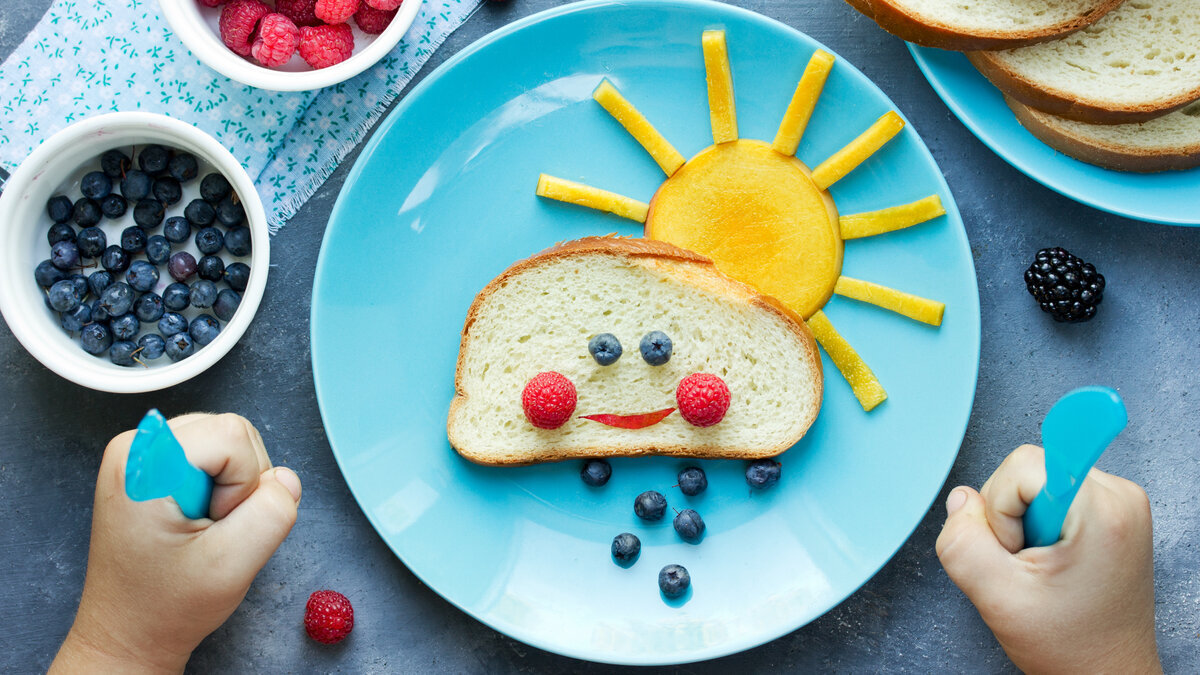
(677, 466, 707, 496)
(157, 312, 188, 336)
(99, 282, 134, 317)
(120, 226, 148, 253)
(200, 173, 231, 203)
(190, 279, 217, 308)
(121, 170, 153, 201)
(197, 254, 225, 282)
(80, 323, 113, 355)
(167, 252, 197, 282)
(152, 177, 182, 206)
(164, 331, 195, 361)
(47, 280, 81, 312)
(100, 194, 128, 219)
(101, 149, 132, 178)
(658, 564, 690, 599)
(60, 303, 92, 332)
(126, 260, 159, 292)
(588, 333, 622, 366)
(89, 298, 110, 324)
(672, 509, 705, 543)
(581, 459, 612, 487)
(34, 260, 66, 287)
(48, 223, 76, 246)
(73, 227, 105, 259)
(145, 235, 171, 265)
(109, 313, 139, 341)
(47, 195, 73, 222)
(213, 289, 241, 322)
(195, 226, 223, 255)
(634, 490, 667, 521)
(162, 282, 190, 311)
(224, 226, 252, 257)
(72, 198, 102, 227)
(224, 262, 250, 291)
(137, 333, 166, 360)
(189, 314, 221, 346)
(67, 274, 89, 302)
(87, 270, 114, 297)
(81, 171, 112, 200)
(133, 200, 165, 229)
(184, 199, 216, 227)
(216, 195, 245, 227)
(50, 241, 80, 270)
(139, 144, 170, 175)
(100, 245, 130, 273)
(168, 153, 198, 182)
(163, 216, 191, 243)
(746, 459, 782, 490)
(611, 533, 640, 565)
(109, 340, 139, 366)
(134, 292, 165, 323)
(640, 331, 673, 366)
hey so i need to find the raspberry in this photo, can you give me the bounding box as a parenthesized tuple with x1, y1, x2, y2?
(299, 24, 355, 69)
(675, 373, 730, 427)
(364, 0, 404, 9)
(251, 14, 300, 67)
(521, 371, 577, 429)
(315, 0, 360, 24)
(276, 0, 322, 27)
(354, 4, 397, 34)
(199, 0, 227, 7)
(304, 590, 354, 644)
(219, 0, 271, 57)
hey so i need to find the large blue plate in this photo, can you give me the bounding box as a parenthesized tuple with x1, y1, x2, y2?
(909, 45, 1200, 226)
(312, 0, 980, 664)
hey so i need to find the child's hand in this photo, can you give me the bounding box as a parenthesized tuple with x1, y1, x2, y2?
(936, 444, 1159, 674)
(51, 414, 301, 674)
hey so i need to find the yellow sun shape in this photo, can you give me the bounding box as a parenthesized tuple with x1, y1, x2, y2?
(535, 30, 948, 411)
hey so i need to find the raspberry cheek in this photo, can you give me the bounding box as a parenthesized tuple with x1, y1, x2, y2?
(676, 373, 731, 427)
(521, 371, 578, 429)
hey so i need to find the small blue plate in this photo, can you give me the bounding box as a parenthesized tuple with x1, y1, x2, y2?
(313, 0, 980, 664)
(909, 45, 1200, 226)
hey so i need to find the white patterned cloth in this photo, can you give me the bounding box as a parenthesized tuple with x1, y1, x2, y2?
(0, 0, 480, 232)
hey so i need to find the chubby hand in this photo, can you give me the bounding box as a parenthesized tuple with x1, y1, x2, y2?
(936, 444, 1159, 674)
(52, 413, 301, 674)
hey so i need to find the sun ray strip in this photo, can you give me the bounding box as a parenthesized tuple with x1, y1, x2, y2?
(810, 111, 906, 190)
(840, 195, 945, 239)
(772, 50, 836, 156)
(702, 30, 738, 144)
(807, 311, 888, 411)
(536, 174, 648, 222)
(592, 79, 686, 176)
(834, 276, 945, 326)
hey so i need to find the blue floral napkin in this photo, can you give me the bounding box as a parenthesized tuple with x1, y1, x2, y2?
(0, 0, 480, 232)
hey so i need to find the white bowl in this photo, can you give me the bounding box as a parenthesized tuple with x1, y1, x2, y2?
(0, 112, 270, 393)
(159, 0, 422, 91)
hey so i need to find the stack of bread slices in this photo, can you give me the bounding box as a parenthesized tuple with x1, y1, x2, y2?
(843, 0, 1200, 172)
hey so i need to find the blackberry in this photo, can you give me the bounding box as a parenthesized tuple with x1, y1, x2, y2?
(1024, 247, 1105, 323)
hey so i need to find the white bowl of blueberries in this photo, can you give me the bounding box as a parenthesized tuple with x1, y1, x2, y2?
(0, 112, 269, 393)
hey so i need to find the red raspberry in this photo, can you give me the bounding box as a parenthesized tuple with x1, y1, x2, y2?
(219, 0, 270, 57)
(364, 0, 404, 9)
(251, 14, 300, 67)
(299, 24, 355, 69)
(199, 0, 227, 7)
(675, 373, 731, 427)
(276, 0, 322, 27)
(354, 4, 397, 34)
(315, 0, 360, 24)
(304, 590, 354, 644)
(521, 372, 577, 429)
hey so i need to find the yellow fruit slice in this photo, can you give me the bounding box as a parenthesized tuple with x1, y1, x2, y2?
(702, 30, 738, 144)
(592, 80, 686, 177)
(645, 139, 841, 319)
(811, 111, 905, 190)
(840, 195, 945, 239)
(772, 50, 836, 156)
(834, 276, 945, 326)
(536, 174, 648, 222)
(806, 311, 887, 411)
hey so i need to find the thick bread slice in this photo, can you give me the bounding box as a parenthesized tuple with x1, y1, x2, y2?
(1008, 97, 1200, 172)
(970, 0, 1200, 124)
(447, 237, 823, 466)
(841, 0, 1125, 51)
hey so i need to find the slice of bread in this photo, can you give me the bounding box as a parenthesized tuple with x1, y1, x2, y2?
(841, 0, 1125, 51)
(1008, 97, 1200, 172)
(970, 0, 1200, 124)
(447, 237, 823, 466)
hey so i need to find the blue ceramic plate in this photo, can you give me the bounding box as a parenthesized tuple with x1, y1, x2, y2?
(312, 0, 980, 664)
(909, 45, 1200, 226)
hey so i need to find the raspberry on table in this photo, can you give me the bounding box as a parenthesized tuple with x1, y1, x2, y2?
(299, 23, 355, 69)
(219, 0, 271, 57)
(251, 14, 300, 67)
(276, 0, 322, 27)
(315, 0, 361, 24)
(675, 373, 731, 427)
(304, 590, 355, 644)
(521, 371, 577, 429)
(364, 0, 404, 10)
(354, 4, 397, 34)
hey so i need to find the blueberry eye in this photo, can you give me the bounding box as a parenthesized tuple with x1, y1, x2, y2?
(639, 331, 673, 366)
(588, 333, 622, 366)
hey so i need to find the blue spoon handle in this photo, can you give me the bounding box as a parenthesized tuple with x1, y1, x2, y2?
(1024, 485, 1079, 549)
(124, 409, 213, 519)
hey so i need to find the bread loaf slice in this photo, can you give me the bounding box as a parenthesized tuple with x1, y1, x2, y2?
(970, 0, 1200, 124)
(1008, 97, 1200, 172)
(841, 0, 1125, 51)
(447, 237, 823, 466)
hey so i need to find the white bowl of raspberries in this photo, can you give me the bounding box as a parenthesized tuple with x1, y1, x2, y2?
(160, 0, 421, 91)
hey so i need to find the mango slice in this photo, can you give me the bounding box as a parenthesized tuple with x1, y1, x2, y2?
(840, 195, 945, 239)
(592, 80, 686, 177)
(834, 276, 945, 326)
(772, 50, 836, 156)
(702, 30, 738, 144)
(536, 174, 648, 222)
(811, 111, 905, 190)
(806, 311, 887, 411)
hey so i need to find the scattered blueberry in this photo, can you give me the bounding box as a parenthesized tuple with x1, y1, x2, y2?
(611, 533, 641, 565)
(167, 251, 197, 282)
(121, 170, 153, 201)
(72, 198, 102, 227)
(213, 289, 241, 322)
(163, 216, 191, 243)
(195, 227, 223, 255)
(50, 241, 80, 270)
(34, 260, 66, 287)
(134, 293, 165, 323)
(189, 314, 221, 346)
(588, 333, 622, 366)
(157, 312, 188, 336)
(200, 173, 232, 203)
(216, 195, 245, 227)
(164, 331, 194, 361)
(639, 331, 673, 366)
(162, 282, 190, 311)
(153, 177, 182, 206)
(677, 466, 707, 496)
(120, 226, 148, 254)
(581, 459, 612, 487)
(75, 227, 106, 258)
(47, 280, 81, 312)
(672, 509, 705, 543)
(145, 235, 171, 265)
(224, 226, 252, 257)
(168, 153, 198, 182)
(197, 255, 225, 282)
(126, 260, 159, 292)
(47, 195, 73, 222)
(224, 262, 250, 291)
(80, 171, 112, 200)
(100, 194, 128, 219)
(87, 270, 114, 297)
(109, 340, 140, 366)
(98, 282, 134, 317)
(634, 490, 668, 521)
(184, 198, 216, 227)
(60, 303, 92, 332)
(658, 564, 690, 599)
(133, 200, 164, 230)
(100, 245, 131, 273)
(100, 149, 132, 178)
(190, 279, 217, 308)
(137, 333, 166, 360)
(109, 313, 140, 341)
(47, 223, 76, 246)
(138, 144, 170, 175)
(746, 459, 782, 490)
(80, 323, 112, 355)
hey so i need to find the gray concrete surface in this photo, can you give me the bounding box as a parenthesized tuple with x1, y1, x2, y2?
(2, 1, 1198, 672)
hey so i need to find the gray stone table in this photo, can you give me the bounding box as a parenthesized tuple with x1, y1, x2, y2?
(2, 1, 1198, 672)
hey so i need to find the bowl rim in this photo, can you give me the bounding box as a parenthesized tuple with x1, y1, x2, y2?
(158, 0, 424, 92)
(0, 111, 270, 393)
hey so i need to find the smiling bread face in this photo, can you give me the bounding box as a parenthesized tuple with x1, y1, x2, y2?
(447, 236, 823, 466)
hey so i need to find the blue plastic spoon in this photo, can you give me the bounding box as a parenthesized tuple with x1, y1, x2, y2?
(1023, 387, 1127, 549)
(124, 409, 213, 519)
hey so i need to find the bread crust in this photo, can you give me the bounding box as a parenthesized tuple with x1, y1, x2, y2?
(841, 0, 1125, 51)
(447, 235, 824, 466)
(969, 51, 1200, 125)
